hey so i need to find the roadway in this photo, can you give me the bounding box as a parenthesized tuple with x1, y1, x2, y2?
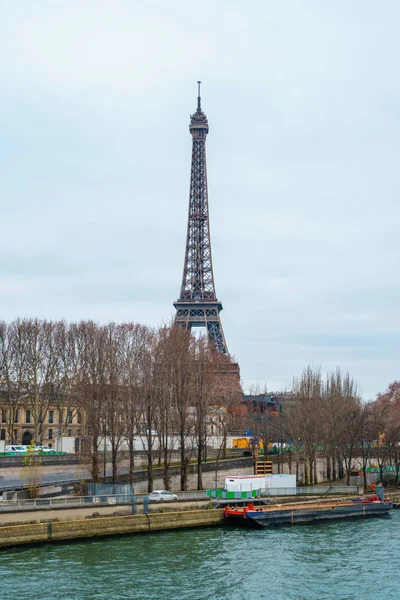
(0, 467, 123, 493)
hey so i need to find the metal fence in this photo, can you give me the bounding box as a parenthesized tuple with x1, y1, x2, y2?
(0, 477, 83, 494)
(165, 490, 208, 500)
(0, 455, 83, 467)
(0, 495, 134, 512)
(88, 483, 133, 503)
(0, 486, 360, 512)
(262, 485, 359, 496)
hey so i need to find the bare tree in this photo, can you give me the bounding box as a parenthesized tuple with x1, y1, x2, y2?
(103, 324, 127, 484)
(78, 321, 106, 482)
(136, 326, 158, 493)
(191, 338, 216, 490)
(292, 366, 323, 485)
(0, 320, 28, 444)
(324, 369, 365, 485)
(122, 323, 144, 484)
(171, 329, 196, 491)
(24, 319, 63, 444)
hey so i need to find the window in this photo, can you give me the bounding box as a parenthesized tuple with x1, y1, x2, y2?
(49, 411, 54, 424)
(58, 410, 63, 424)
(48, 429, 53, 440)
(0, 429, 5, 440)
(77, 411, 82, 424)
(14, 429, 18, 442)
(67, 411, 73, 424)
(39, 410, 43, 424)
(67, 429, 72, 437)
(26, 410, 31, 423)
(1, 410, 6, 423)
(14, 410, 19, 424)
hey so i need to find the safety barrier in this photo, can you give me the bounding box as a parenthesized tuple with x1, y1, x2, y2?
(0, 495, 134, 512)
(262, 485, 359, 496)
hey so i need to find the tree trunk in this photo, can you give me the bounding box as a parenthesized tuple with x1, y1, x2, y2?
(222, 432, 227, 460)
(147, 450, 153, 493)
(304, 459, 309, 486)
(197, 442, 203, 490)
(214, 447, 222, 490)
(91, 437, 100, 482)
(179, 432, 187, 491)
(111, 444, 118, 484)
(332, 448, 337, 480)
(163, 446, 170, 490)
(128, 437, 135, 485)
(327, 454, 331, 482)
(338, 456, 344, 480)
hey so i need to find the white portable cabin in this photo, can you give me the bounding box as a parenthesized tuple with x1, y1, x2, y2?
(225, 474, 297, 493)
(225, 475, 267, 493)
(265, 474, 296, 492)
(55, 436, 76, 453)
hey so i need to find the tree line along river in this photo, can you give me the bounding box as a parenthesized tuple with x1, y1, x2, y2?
(0, 510, 399, 600)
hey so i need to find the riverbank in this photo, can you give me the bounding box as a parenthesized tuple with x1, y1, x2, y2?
(0, 508, 226, 549)
(0, 492, 388, 549)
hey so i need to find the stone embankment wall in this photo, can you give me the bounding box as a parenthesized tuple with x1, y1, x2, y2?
(270, 454, 329, 484)
(0, 464, 88, 479)
(270, 453, 359, 485)
(131, 461, 253, 494)
(0, 509, 226, 549)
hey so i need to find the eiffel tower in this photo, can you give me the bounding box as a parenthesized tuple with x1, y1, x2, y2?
(173, 83, 229, 355)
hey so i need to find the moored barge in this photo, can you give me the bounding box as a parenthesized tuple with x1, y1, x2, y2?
(224, 497, 393, 528)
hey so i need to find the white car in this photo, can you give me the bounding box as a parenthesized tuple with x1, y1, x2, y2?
(149, 490, 178, 502)
(32, 445, 54, 454)
(39, 445, 55, 453)
(5, 445, 26, 454)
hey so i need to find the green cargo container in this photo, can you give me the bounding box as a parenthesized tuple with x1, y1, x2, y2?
(206, 489, 261, 499)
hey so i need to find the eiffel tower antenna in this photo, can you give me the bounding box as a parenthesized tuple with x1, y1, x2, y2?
(173, 83, 228, 354)
(197, 80, 201, 111)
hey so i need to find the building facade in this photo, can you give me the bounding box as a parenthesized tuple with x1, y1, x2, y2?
(0, 402, 83, 448)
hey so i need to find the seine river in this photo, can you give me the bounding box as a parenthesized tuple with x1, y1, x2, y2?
(1, 511, 399, 600)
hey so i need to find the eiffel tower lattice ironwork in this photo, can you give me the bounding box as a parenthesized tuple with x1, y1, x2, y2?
(173, 82, 228, 355)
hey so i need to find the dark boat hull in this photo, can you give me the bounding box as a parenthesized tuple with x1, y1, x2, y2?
(224, 501, 393, 528)
(245, 502, 393, 528)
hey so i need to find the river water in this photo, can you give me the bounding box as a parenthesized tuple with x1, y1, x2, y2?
(1, 511, 399, 600)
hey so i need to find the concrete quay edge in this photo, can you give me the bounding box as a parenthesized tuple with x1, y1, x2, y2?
(0, 508, 226, 549)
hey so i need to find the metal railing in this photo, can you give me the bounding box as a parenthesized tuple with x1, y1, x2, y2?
(166, 490, 208, 500)
(261, 485, 359, 496)
(0, 495, 134, 512)
(0, 477, 83, 493)
(0, 489, 213, 512)
(0, 455, 83, 467)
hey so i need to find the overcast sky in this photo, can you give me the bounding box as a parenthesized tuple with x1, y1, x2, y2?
(1, 1, 399, 399)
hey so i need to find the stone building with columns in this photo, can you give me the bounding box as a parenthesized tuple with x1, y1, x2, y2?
(0, 395, 84, 449)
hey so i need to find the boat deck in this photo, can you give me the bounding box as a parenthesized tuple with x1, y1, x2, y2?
(224, 498, 393, 528)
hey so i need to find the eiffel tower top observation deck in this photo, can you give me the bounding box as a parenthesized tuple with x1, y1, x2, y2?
(173, 83, 228, 355)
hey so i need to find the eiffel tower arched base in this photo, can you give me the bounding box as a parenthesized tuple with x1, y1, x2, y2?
(173, 301, 228, 355)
